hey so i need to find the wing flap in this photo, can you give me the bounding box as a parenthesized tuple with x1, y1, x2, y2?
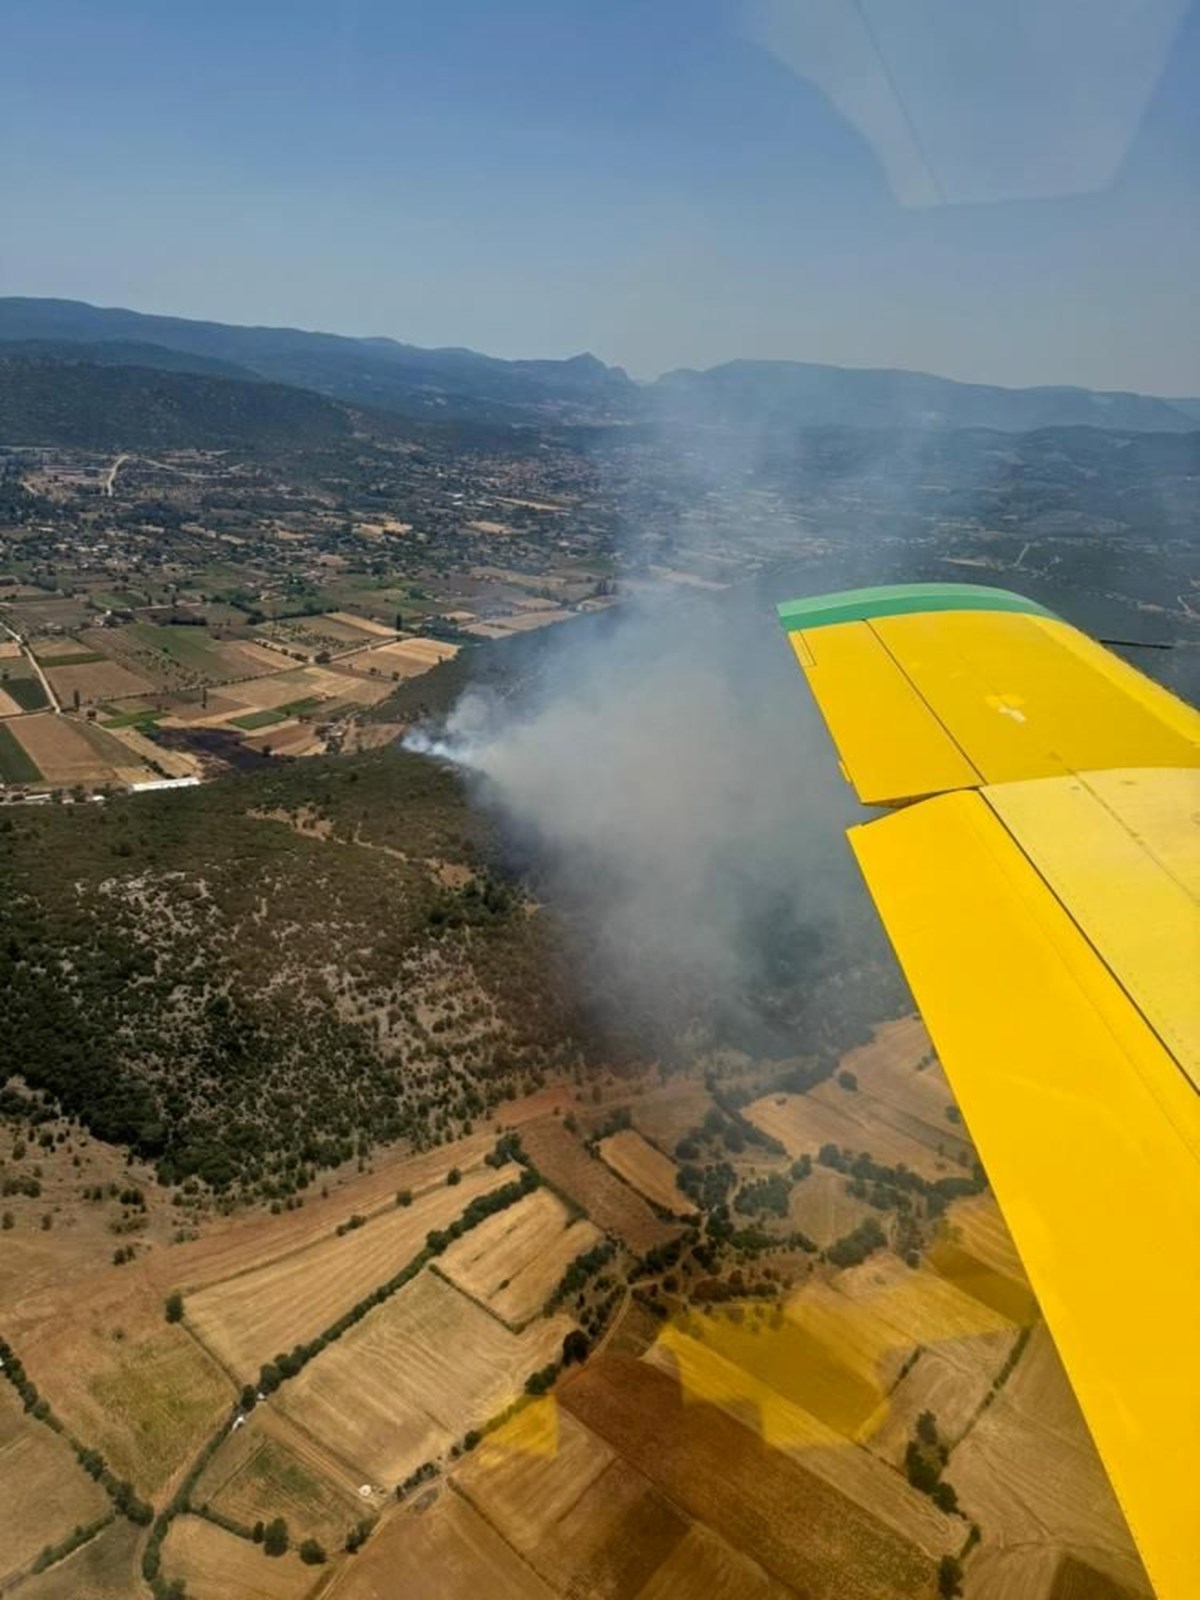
(849, 789, 1200, 1600)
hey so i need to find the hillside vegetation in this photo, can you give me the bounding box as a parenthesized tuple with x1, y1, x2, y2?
(0, 355, 358, 450)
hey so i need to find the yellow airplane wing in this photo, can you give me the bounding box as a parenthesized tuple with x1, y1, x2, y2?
(779, 583, 1200, 1600)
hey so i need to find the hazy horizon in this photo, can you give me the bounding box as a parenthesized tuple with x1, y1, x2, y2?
(3, 0, 1198, 394)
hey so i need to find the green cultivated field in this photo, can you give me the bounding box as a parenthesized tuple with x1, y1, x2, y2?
(3, 675, 50, 711)
(0, 724, 42, 783)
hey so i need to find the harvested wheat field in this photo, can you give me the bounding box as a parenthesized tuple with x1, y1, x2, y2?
(831, 1255, 1020, 1459)
(645, 1321, 960, 1561)
(155, 1132, 499, 1294)
(598, 1129, 696, 1216)
(787, 1166, 876, 1248)
(340, 637, 459, 678)
(631, 1079, 715, 1151)
(327, 1488, 555, 1600)
(0, 1383, 111, 1584)
(561, 1355, 936, 1600)
(519, 1120, 678, 1253)
(812, 1020, 973, 1156)
(436, 1188, 601, 1326)
(744, 1090, 961, 1180)
(325, 610, 397, 638)
(637, 1523, 795, 1600)
(161, 1515, 319, 1600)
(455, 1398, 692, 1595)
(950, 1322, 1148, 1581)
(278, 1268, 573, 1486)
(8, 713, 155, 786)
(185, 1162, 518, 1376)
(12, 1517, 145, 1600)
(45, 658, 152, 703)
(195, 1409, 365, 1550)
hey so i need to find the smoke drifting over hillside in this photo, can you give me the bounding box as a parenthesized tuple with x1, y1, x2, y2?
(407, 588, 901, 1060)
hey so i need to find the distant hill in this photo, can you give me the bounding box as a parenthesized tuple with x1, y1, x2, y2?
(1, 298, 1195, 433)
(0, 298, 637, 424)
(0, 337, 258, 382)
(650, 358, 1200, 435)
(0, 353, 357, 450)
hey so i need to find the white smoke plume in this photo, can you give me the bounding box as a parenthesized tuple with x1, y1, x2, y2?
(405, 585, 900, 1060)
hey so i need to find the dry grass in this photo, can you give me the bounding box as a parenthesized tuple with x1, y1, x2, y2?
(186, 1162, 519, 1377)
(0, 1384, 111, 1584)
(436, 1189, 601, 1326)
(12, 1517, 145, 1600)
(786, 1166, 876, 1248)
(630, 1080, 715, 1151)
(326, 1488, 556, 1600)
(598, 1129, 695, 1216)
(277, 1269, 573, 1486)
(78, 1326, 233, 1494)
(519, 1120, 678, 1254)
(161, 1514, 320, 1600)
(195, 1410, 365, 1550)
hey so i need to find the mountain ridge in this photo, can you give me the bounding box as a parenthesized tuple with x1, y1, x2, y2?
(1, 297, 1196, 433)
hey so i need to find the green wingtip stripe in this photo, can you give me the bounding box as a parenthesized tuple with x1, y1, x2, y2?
(776, 582, 1057, 633)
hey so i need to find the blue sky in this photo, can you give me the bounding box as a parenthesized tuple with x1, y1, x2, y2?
(1, 0, 1197, 391)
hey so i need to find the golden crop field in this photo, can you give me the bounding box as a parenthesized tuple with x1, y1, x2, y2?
(185, 1162, 518, 1377)
(598, 1129, 696, 1216)
(277, 1268, 573, 1486)
(0, 1383, 111, 1584)
(161, 1515, 319, 1600)
(327, 1489, 556, 1600)
(436, 1188, 601, 1326)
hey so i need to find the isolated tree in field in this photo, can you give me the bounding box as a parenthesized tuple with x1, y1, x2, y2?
(298, 1538, 327, 1565)
(837, 1070, 858, 1091)
(252, 1521, 265, 1543)
(263, 1517, 289, 1557)
(164, 1291, 183, 1323)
